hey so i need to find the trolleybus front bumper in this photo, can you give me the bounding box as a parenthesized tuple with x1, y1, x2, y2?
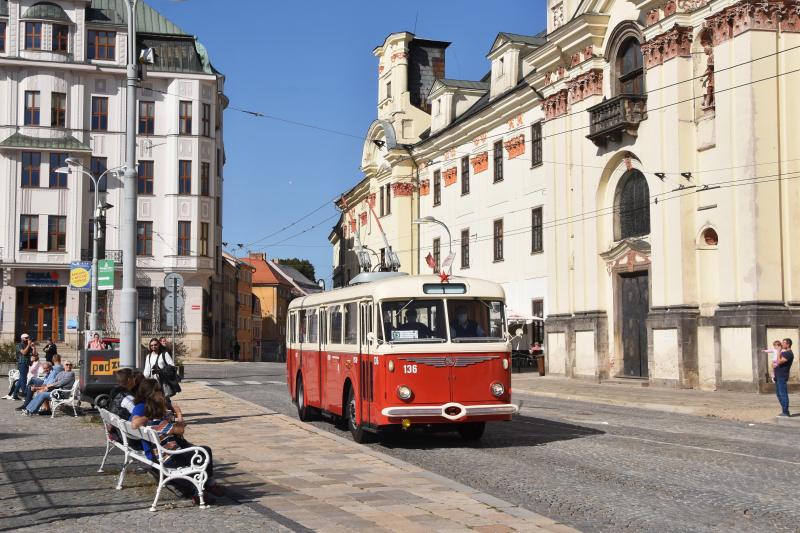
(381, 402, 518, 421)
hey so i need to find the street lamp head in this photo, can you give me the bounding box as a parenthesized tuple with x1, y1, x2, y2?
(413, 216, 438, 224)
(101, 202, 114, 210)
(54, 166, 70, 174)
(65, 157, 82, 166)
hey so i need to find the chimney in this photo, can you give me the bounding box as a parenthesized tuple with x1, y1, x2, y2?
(249, 252, 265, 261)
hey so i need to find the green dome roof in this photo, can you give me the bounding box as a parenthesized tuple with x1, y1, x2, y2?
(22, 2, 70, 23)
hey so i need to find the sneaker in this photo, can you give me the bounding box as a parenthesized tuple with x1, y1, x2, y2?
(777, 413, 790, 417)
(14, 405, 26, 411)
(37, 410, 52, 416)
(2, 395, 12, 400)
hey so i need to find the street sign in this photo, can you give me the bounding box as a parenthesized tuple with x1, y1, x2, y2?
(163, 308, 182, 328)
(69, 262, 92, 292)
(97, 259, 115, 290)
(164, 272, 184, 292)
(163, 294, 185, 311)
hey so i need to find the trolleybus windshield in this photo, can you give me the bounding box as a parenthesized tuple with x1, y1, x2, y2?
(379, 298, 507, 343)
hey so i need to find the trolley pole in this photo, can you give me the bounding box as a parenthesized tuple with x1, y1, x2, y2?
(119, 0, 139, 369)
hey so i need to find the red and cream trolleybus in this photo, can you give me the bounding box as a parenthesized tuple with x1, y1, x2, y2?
(286, 272, 518, 442)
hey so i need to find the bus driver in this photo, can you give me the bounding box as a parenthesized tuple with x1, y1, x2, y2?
(450, 306, 486, 338)
(395, 308, 432, 339)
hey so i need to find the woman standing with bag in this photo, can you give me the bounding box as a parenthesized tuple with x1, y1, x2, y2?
(143, 338, 181, 398)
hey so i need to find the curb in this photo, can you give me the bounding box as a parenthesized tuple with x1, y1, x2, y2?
(193, 382, 570, 529)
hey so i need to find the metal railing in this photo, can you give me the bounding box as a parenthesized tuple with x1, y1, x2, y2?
(587, 94, 647, 146)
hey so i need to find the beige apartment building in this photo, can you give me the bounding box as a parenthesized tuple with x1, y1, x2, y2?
(332, 0, 800, 392)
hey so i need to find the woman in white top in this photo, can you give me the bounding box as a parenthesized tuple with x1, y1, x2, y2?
(143, 337, 175, 383)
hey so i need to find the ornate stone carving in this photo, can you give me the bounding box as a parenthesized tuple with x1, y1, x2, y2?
(392, 182, 415, 197)
(571, 51, 582, 67)
(678, 0, 711, 11)
(552, 2, 565, 29)
(646, 8, 661, 26)
(503, 135, 526, 159)
(544, 71, 553, 85)
(641, 25, 693, 69)
(542, 89, 570, 120)
(359, 212, 368, 225)
(443, 167, 458, 186)
(349, 219, 357, 232)
(367, 193, 376, 207)
(567, 69, 603, 104)
(704, 1, 800, 46)
(700, 30, 715, 110)
(664, 0, 678, 17)
(470, 152, 489, 174)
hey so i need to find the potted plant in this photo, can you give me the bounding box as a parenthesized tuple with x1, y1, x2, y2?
(0, 342, 17, 376)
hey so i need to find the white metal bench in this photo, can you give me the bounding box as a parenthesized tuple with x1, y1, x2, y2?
(7, 369, 19, 389)
(97, 408, 210, 511)
(50, 378, 81, 418)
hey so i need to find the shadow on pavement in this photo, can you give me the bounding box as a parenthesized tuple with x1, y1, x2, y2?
(377, 414, 604, 450)
(188, 413, 279, 426)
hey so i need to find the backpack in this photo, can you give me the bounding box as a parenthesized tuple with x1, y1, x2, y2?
(108, 388, 132, 420)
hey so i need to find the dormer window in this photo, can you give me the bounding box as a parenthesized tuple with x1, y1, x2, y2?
(52, 24, 68, 52)
(87, 30, 115, 60)
(386, 81, 392, 99)
(434, 99, 440, 116)
(497, 57, 504, 77)
(25, 22, 42, 50)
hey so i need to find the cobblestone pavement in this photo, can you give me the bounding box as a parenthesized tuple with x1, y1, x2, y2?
(0, 395, 293, 532)
(186, 362, 800, 533)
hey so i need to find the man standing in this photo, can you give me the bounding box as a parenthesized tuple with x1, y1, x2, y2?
(10, 333, 35, 400)
(24, 360, 75, 416)
(774, 338, 794, 417)
(43, 338, 58, 364)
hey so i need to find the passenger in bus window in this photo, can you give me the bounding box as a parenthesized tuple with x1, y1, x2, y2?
(396, 308, 432, 339)
(450, 305, 486, 338)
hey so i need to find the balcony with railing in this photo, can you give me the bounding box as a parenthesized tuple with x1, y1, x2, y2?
(586, 94, 647, 147)
(81, 249, 123, 262)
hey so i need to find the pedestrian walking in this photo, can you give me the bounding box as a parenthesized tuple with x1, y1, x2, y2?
(143, 338, 181, 398)
(43, 337, 58, 363)
(233, 341, 240, 361)
(774, 338, 794, 417)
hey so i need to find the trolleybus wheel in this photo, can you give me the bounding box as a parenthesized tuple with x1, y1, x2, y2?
(457, 422, 486, 441)
(346, 386, 373, 443)
(94, 394, 111, 410)
(295, 375, 317, 422)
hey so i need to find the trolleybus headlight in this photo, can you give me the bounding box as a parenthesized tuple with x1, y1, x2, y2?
(490, 382, 505, 397)
(388, 360, 395, 372)
(397, 385, 413, 400)
(502, 358, 509, 370)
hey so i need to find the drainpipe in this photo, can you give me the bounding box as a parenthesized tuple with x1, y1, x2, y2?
(776, 28, 789, 306)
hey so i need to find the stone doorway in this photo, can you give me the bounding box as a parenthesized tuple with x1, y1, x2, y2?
(620, 271, 649, 377)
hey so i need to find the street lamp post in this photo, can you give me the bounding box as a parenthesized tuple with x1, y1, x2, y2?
(56, 159, 118, 333)
(413, 216, 453, 274)
(120, 0, 139, 369)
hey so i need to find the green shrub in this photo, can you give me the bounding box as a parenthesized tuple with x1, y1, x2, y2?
(0, 342, 18, 364)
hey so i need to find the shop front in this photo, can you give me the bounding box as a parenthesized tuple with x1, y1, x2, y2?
(14, 270, 67, 342)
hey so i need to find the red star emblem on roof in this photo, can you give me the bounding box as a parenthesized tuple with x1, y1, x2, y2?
(438, 271, 450, 283)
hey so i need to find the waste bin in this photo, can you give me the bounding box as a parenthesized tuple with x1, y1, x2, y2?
(535, 354, 546, 376)
(80, 348, 121, 409)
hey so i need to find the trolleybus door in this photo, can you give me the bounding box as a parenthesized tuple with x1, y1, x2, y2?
(358, 301, 373, 426)
(301, 309, 322, 406)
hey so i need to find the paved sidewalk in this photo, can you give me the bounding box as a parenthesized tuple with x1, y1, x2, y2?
(179, 382, 575, 532)
(512, 374, 800, 424)
(0, 398, 291, 532)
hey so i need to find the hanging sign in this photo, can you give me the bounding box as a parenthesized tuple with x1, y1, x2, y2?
(97, 259, 115, 291)
(69, 262, 92, 292)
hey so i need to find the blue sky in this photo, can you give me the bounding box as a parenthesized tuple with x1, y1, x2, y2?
(149, 0, 547, 283)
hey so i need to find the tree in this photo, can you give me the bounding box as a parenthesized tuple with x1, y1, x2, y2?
(275, 258, 316, 281)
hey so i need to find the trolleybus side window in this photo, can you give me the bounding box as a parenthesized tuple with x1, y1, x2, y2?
(298, 310, 307, 343)
(307, 309, 318, 344)
(288, 313, 296, 344)
(319, 308, 327, 346)
(344, 302, 358, 344)
(360, 302, 373, 345)
(329, 305, 343, 344)
(447, 300, 506, 342)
